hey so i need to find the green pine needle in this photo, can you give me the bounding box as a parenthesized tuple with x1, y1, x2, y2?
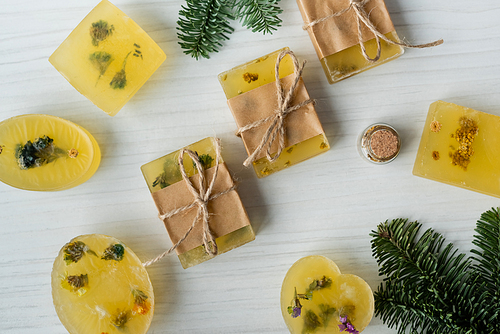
(176, 0, 282, 59)
(177, 0, 235, 60)
(235, 0, 282, 34)
(370, 209, 500, 334)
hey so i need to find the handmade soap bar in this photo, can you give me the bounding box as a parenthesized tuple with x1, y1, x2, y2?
(0, 114, 100, 191)
(281, 256, 374, 334)
(141, 137, 255, 269)
(49, 0, 166, 116)
(297, 0, 404, 84)
(218, 48, 329, 178)
(52, 234, 154, 334)
(413, 101, 500, 198)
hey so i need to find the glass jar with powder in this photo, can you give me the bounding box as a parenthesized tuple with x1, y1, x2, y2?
(358, 123, 401, 164)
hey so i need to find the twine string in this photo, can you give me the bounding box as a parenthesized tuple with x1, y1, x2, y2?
(236, 50, 315, 167)
(303, 0, 443, 63)
(142, 139, 235, 267)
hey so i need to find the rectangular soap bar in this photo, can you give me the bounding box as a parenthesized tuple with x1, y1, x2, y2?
(413, 101, 500, 198)
(141, 137, 255, 269)
(297, 0, 404, 84)
(218, 48, 330, 178)
(49, 0, 166, 116)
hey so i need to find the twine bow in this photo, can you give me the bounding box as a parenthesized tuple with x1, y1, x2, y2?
(303, 0, 443, 62)
(236, 50, 315, 167)
(142, 138, 236, 267)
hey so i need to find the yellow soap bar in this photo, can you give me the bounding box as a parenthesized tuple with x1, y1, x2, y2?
(413, 101, 500, 198)
(49, 0, 166, 116)
(141, 137, 255, 269)
(281, 256, 374, 334)
(0, 114, 100, 191)
(218, 48, 330, 178)
(52, 234, 154, 334)
(321, 31, 404, 84)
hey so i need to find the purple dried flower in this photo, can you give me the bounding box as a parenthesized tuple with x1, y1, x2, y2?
(291, 306, 301, 318)
(338, 315, 359, 334)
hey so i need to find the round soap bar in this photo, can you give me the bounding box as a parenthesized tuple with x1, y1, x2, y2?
(52, 234, 154, 334)
(0, 114, 100, 191)
(281, 255, 374, 334)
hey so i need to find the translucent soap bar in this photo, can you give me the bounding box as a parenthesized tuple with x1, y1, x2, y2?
(141, 137, 255, 269)
(413, 101, 500, 198)
(52, 234, 154, 334)
(320, 31, 404, 84)
(281, 256, 374, 334)
(218, 48, 330, 178)
(49, 0, 166, 116)
(0, 114, 100, 191)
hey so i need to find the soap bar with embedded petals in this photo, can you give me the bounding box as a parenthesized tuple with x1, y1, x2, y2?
(52, 234, 154, 334)
(281, 256, 374, 334)
(413, 100, 500, 198)
(49, 0, 166, 116)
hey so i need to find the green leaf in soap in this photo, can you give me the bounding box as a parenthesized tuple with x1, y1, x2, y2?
(303, 309, 321, 334)
(318, 304, 336, 328)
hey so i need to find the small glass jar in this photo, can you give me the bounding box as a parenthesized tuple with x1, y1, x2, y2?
(358, 123, 401, 164)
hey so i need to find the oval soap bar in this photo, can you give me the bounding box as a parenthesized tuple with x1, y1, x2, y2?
(52, 234, 154, 334)
(281, 255, 374, 334)
(0, 114, 100, 191)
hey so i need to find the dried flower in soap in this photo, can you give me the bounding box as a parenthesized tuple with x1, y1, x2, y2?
(430, 120, 442, 133)
(90, 20, 114, 46)
(102, 244, 125, 261)
(287, 287, 304, 318)
(111, 310, 130, 328)
(308, 275, 332, 291)
(193, 153, 214, 170)
(450, 117, 478, 171)
(0, 145, 4, 154)
(243, 72, 259, 83)
(132, 289, 151, 315)
(68, 148, 79, 158)
(338, 315, 359, 334)
(16, 136, 56, 169)
(67, 274, 88, 289)
(63, 241, 96, 265)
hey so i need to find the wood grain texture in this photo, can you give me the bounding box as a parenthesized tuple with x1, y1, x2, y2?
(1, 0, 499, 333)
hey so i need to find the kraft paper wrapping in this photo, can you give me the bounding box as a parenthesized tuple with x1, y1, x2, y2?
(297, 0, 395, 59)
(151, 162, 250, 255)
(227, 74, 324, 161)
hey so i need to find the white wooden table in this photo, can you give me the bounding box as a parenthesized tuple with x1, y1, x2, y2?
(1, 0, 499, 333)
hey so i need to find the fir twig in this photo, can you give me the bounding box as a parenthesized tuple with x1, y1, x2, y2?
(235, 0, 282, 34)
(176, 0, 283, 59)
(370, 210, 500, 334)
(177, 0, 234, 60)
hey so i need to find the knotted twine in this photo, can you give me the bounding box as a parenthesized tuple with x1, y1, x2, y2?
(302, 0, 443, 62)
(236, 50, 315, 167)
(142, 138, 236, 267)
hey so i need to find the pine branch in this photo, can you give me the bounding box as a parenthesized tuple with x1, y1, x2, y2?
(370, 218, 481, 333)
(177, 0, 283, 59)
(235, 0, 282, 34)
(471, 208, 500, 332)
(177, 0, 234, 60)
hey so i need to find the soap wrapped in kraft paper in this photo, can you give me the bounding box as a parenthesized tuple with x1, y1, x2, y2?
(219, 48, 330, 178)
(141, 137, 255, 269)
(297, 0, 442, 84)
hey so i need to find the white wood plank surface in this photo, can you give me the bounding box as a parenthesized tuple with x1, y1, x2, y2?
(1, 0, 499, 333)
